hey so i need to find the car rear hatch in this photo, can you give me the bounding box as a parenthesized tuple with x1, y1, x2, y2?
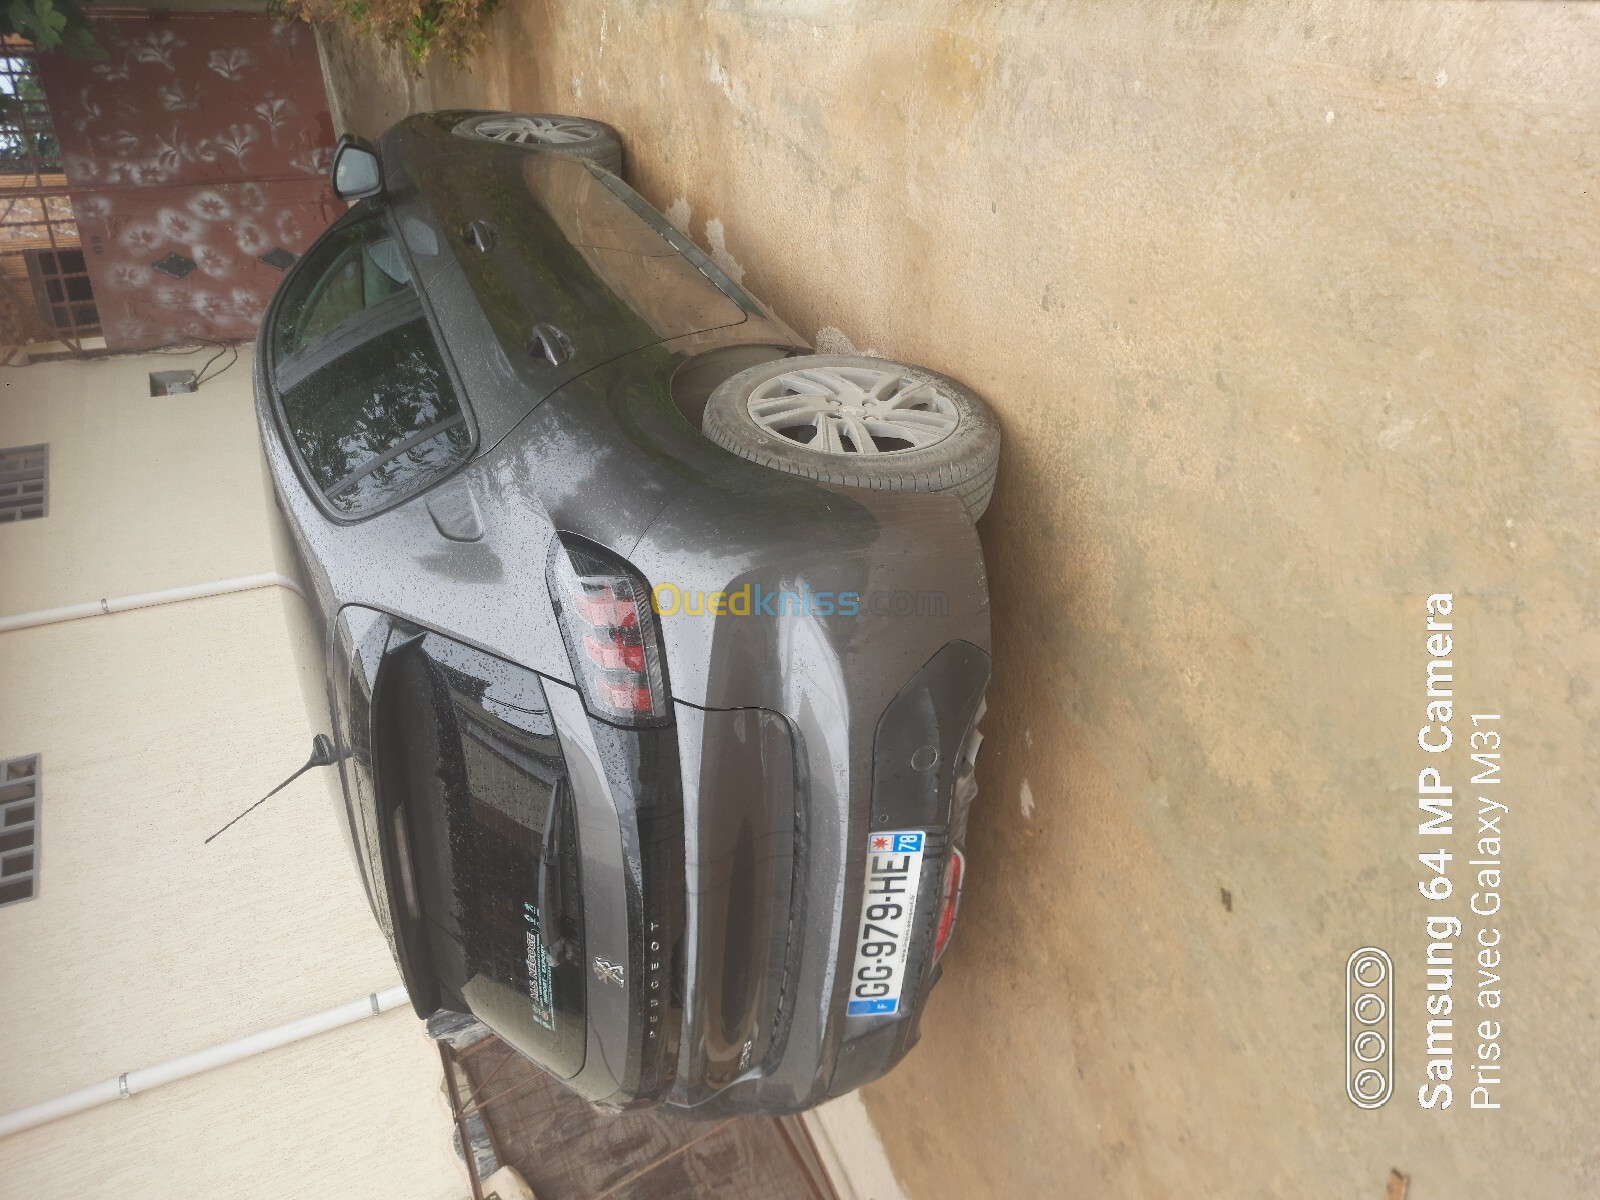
(343, 616, 684, 1107)
(378, 632, 590, 1079)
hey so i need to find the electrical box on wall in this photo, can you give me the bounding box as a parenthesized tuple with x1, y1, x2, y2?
(148, 370, 198, 396)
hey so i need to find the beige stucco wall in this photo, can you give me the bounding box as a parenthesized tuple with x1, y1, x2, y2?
(0, 349, 288, 615)
(0, 351, 464, 1200)
(319, 3, 1599, 1196)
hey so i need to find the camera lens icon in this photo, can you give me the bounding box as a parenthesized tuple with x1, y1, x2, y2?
(1346, 947, 1393, 1109)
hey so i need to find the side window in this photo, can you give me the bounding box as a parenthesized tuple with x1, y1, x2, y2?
(279, 314, 471, 516)
(273, 215, 413, 365)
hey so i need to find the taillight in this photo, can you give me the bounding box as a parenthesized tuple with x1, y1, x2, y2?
(933, 849, 964, 961)
(547, 535, 670, 725)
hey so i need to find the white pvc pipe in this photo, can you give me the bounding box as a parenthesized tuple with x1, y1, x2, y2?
(0, 571, 304, 634)
(0, 986, 409, 1139)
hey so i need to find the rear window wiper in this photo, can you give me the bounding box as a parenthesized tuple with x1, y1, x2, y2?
(538, 778, 578, 963)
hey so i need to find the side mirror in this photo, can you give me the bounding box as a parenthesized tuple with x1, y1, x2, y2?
(331, 134, 383, 201)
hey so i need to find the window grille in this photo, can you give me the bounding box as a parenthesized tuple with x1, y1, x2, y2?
(24, 248, 99, 338)
(0, 443, 47, 521)
(0, 754, 40, 907)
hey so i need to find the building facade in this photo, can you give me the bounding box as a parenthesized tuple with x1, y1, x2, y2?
(0, 347, 466, 1199)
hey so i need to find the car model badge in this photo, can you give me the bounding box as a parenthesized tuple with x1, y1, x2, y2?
(592, 957, 624, 987)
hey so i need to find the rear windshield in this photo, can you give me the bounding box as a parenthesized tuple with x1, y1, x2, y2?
(391, 635, 587, 1079)
(278, 315, 470, 516)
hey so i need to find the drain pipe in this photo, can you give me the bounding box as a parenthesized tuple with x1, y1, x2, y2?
(0, 572, 304, 635)
(0, 986, 409, 1139)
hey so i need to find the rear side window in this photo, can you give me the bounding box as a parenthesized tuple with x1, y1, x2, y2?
(273, 216, 412, 365)
(278, 315, 470, 516)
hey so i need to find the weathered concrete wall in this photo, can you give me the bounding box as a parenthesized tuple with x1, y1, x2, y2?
(322, 3, 1599, 1195)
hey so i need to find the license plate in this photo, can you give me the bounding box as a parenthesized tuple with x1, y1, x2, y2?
(846, 830, 926, 1016)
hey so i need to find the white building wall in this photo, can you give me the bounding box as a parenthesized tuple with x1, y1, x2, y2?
(0, 349, 291, 615)
(0, 349, 466, 1200)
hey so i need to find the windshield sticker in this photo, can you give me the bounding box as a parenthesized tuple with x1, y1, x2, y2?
(522, 901, 556, 1031)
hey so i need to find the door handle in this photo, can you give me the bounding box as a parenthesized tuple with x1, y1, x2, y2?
(461, 219, 496, 253)
(530, 323, 574, 367)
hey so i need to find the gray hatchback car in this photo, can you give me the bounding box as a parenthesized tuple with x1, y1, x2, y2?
(255, 111, 1000, 1115)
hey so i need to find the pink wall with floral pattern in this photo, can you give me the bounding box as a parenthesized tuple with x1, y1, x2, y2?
(38, 13, 337, 350)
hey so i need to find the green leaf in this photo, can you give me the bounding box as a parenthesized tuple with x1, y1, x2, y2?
(8, 0, 59, 48)
(3, 0, 105, 58)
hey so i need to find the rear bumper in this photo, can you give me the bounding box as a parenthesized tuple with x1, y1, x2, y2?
(668, 639, 990, 1116)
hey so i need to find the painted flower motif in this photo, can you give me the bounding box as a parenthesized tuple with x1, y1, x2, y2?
(289, 146, 331, 176)
(254, 97, 293, 143)
(113, 318, 149, 343)
(187, 192, 232, 222)
(230, 287, 257, 313)
(235, 183, 267, 214)
(120, 222, 164, 253)
(63, 154, 99, 182)
(74, 89, 102, 132)
(149, 132, 190, 176)
(91, 57, 131, 84)
(105, 130, 142, 157)
(157, 82, 199, 113)
(190, 291, 227, 319)
(130, 31, 186, 70)
(234, 218, 270, 257)
(207, 47, 253, 82)
(111, 160, 169, 187)
(157, 208, 200, 242)
(275, 211, 303, 247)
(212, 123, 259, 168)
(108, 263, 151, 290)
(193, 245, 232, 278)
(78, 194, 113, 221)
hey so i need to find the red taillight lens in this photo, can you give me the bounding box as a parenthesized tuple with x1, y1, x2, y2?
(933, 849, 964, 961)
(598, 678, 653, 711)
(574, 587, 638, 629)
(547, 537, 669, 725)
(582, 631, 646, 673)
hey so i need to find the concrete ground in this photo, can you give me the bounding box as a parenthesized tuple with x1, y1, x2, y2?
(319, 3, 1599, 1197)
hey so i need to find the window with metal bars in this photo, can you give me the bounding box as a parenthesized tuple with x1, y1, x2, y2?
(0, 46, 60, 175)
(24, 247, 98, 336)
(0, 44, 98, 347)
(0, 442, 47, 521)
(0, 754, 40, 907)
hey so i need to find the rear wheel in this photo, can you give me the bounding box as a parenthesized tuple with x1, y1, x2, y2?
(701, 354, 1002, 520)
(451, 113, 624, 177)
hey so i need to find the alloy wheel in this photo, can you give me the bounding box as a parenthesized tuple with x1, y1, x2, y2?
(747, 366, 960, 456)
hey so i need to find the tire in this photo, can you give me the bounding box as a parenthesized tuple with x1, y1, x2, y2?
(451, 112, 624, 177)
(702, 354, 1001, 520)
